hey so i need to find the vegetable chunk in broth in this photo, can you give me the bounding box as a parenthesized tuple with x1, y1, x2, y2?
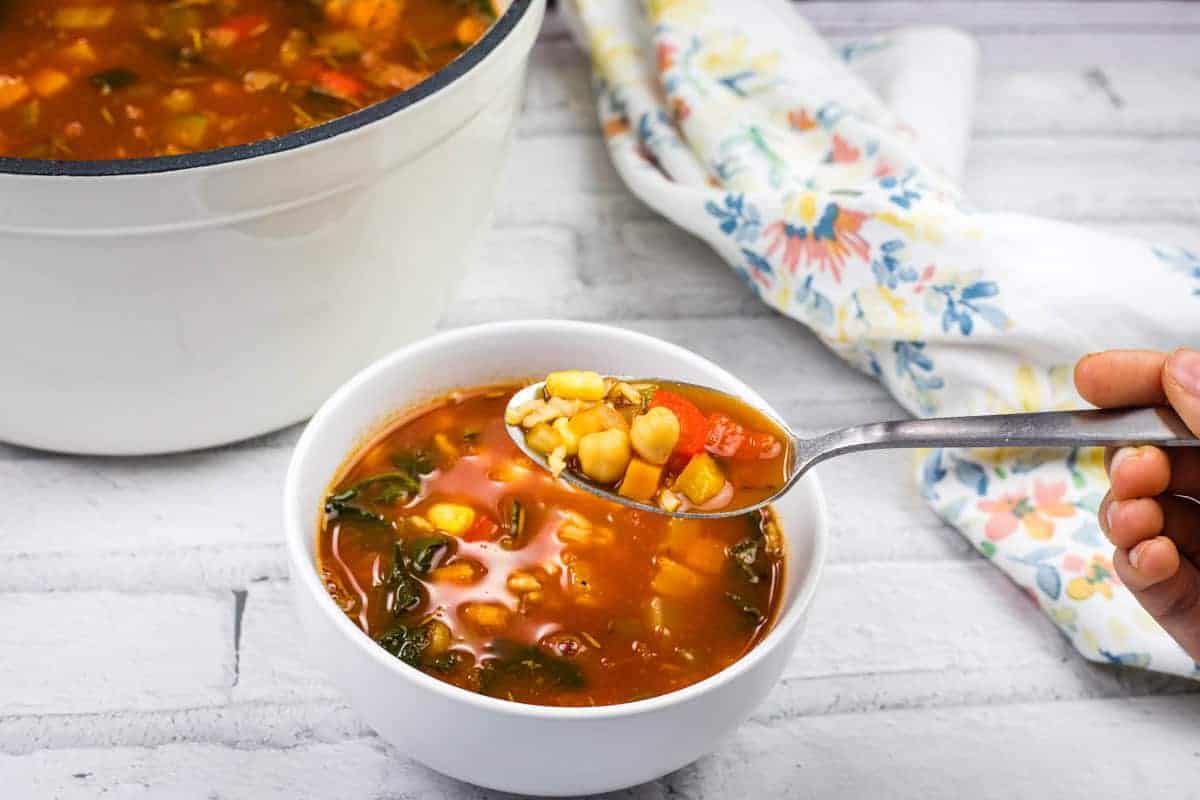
(0, 0, 497, 160)
(508, 371, 791, 514)
(317, 385, 787, 706)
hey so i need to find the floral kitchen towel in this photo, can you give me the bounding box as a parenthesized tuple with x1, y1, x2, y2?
(563, 0, 1200, 677)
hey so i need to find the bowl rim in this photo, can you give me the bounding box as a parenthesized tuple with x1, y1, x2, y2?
(0, 0, 536, 178)
(283, 319, 828, 721)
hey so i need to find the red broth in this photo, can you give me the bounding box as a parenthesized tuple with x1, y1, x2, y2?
(317, 385, 786, 706)
(0, 0, 495, 160)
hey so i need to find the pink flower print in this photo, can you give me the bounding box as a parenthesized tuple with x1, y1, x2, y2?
(978, 480, 1075, 542)
(764, 202, 869, 282)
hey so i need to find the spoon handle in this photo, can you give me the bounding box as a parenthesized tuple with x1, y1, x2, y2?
(796, 406, 1200, 476)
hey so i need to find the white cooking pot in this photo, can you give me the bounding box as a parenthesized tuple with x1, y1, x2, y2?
(0, 0, 544, 455)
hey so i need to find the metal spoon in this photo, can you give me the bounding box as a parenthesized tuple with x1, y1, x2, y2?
(505, 379, 1200, 520)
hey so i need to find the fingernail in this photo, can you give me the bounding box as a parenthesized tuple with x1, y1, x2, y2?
(1110, 446, 1139, 476)
(1168, 348, 1200, 395)
(1129, 539, 1151, 570)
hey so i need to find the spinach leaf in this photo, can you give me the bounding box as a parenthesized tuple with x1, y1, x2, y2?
(407, 535, 451, 575)
(89, 67, 138, 93)
(324, 491, 388, 526)
(499, 498, 526, 550)
(477, 639, 586, 696)
(387, 542, 423, 615)
(729, 536, 761, 584)
(377, 623, 433, 666)
(391, 449, 435, 477)
(725, 592, 766, 625)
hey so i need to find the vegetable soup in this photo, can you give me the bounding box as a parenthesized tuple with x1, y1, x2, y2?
(508, 371, 791, 514)
(0, 0, 496, 160)
(317, 385, 786, 706)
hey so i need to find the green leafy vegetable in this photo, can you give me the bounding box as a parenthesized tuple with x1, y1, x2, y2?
(407, 535, 451, 575)
(377, 623, 433, 666)
(392, 449, 435, 477)
(729, 536, 761, 584)
(498, 498, 527, 550)
(725, 592, 766, 625)
(324, 490, 388, 526)
(387, 542, 423, 615)
(89, 67, 138, 93)
(477, 639, 585, 696)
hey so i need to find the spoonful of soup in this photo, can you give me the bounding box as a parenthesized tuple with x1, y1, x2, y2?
(506, 370, 1200, 519)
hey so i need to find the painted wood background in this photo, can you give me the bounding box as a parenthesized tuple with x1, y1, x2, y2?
(3, 2, 1198, 797)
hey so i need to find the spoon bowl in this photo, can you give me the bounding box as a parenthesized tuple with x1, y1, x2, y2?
(507, 377, 1200, 519)
(505, 378, 795, 519)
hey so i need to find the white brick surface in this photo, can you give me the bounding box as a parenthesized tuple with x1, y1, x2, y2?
(0, 593, 233, 716)
(3, 4, 1200, 798)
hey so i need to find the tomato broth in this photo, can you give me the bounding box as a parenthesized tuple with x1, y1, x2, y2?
(317, 385, 787, 707)
(0, 0, 495, 160)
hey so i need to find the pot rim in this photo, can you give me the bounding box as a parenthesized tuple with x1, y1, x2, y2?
(0, 0, 535, 179)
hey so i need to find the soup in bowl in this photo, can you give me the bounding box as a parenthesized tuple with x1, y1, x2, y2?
(284, 320, 828, 795)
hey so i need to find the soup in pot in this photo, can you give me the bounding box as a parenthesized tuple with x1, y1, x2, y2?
(0, 0, 497, 160)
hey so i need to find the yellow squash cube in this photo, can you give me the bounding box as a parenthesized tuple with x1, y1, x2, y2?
(673, 453, 726, 505)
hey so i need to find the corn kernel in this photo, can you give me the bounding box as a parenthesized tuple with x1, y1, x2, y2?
(427, 502, 475, 535)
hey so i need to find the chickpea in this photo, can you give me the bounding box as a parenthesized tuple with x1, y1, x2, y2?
(629, 406, 680, 465)
(578, 428, 632, 483)
(545, 370, 606, 402)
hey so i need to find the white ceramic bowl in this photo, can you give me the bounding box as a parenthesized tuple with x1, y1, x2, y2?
(0, 0, 544, 455)
(284, 320, 828, 796)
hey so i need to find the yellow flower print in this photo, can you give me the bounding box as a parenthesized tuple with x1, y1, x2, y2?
(1065, 554, 1119, 601)
(647, 0, 709, 25)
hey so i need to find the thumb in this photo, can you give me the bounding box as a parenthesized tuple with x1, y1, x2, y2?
(1163, 348, 1200, 437)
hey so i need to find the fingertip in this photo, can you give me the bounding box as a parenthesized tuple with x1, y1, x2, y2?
(1117, 536, 1181, 590)
(1109, 445, 1171, 500)
(1073, 353, 1101, 404)
(1103, 497, 1165, 549)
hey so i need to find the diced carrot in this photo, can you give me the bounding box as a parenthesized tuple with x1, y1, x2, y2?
(618, 457, 662, 502)
(315, 69, 365, 99)
(648, 390, 707, 458)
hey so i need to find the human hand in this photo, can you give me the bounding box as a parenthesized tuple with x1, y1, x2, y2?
(1075, 349, 1200, 660)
